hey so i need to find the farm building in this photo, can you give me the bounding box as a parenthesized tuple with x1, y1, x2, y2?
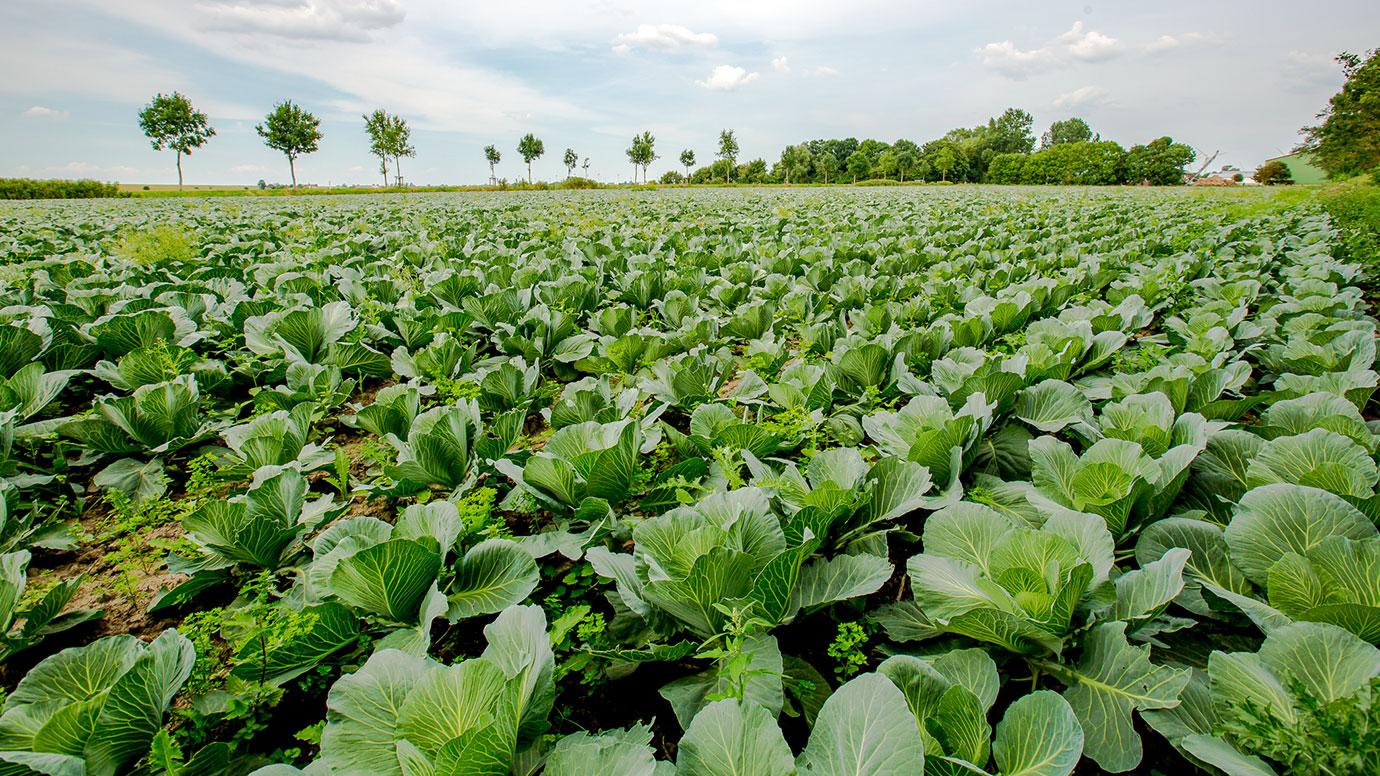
(1261, 152, 1329, 184)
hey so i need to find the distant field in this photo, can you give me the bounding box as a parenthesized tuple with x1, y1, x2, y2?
(119, 183, 261, 192)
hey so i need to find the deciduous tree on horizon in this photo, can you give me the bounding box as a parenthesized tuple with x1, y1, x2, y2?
(257, 100, 322, 190)
(138, 92, 215, 191)
(517, 133, 544, 184)
(718, 129, 739, 183)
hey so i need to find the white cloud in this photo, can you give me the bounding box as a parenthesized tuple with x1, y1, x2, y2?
(1145, 31, 1217, 54)
(60, 1, 589, 131)
(22, 105, 68, 120)
(772, 56, 789, 73)
(1059, 21, 1122, 62)
(806, 65, 839, 77)
(976, 40, 1059, 79)
(977, 20, 1123, 79)
(697, 64, 759, 91)
(231, 163, 268, 173)
(198, 0, 405, 42)
(612, 23, 717, 53)
(1052, 85, 1110, 108)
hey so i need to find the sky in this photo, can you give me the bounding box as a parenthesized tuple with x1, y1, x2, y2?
(0, 1, 1373, 186)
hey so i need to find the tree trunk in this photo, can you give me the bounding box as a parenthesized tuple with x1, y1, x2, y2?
(489, 162, 495, 185)
(394, 157, 401, 187)
(176, 151, 183, 191)
(527, 161, 532, 184)
(289, 156, 297, 189)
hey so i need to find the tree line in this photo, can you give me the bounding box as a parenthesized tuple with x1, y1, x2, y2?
(127, 93, 1212, 190)
(134, 48, 1380, 192)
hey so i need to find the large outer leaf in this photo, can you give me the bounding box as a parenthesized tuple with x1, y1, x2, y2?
(1014, 380, 1093, 434)
(1225, 484, 1376, 586)
(1109, 548, 1189, 627)
(677, 699, 794, 776)
(329, 539, 441, 623)
(922, 502, 1018, 575)
(85, 629, 196, 776)
(991, 690, 1083, 776)
(1052, 621, 1189, 773)
(318, 649, 432, 776)
(788, 553, 891, 615)
(544, 724, 660, 776)
(446, 539, 539, 620)
(479, 605, 554, 744)
(1246, 428, 1379, 498)
(5, 636, 142, 711)
(1255, 621, 1380, 704)
(796, 673, 925, 776)
(1137, 517, 1250, 615)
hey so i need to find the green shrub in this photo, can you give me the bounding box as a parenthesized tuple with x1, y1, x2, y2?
(558, 176, 602, 189)
(0, 177, 126, 199)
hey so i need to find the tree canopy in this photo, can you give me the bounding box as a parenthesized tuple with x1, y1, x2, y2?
(363, 110, 413, 187)
(1301, 49, 1380, 178)
(1042, 117, 1095, 148)
(256, 100, 322, 189)
(1126, 137, 1195, 185)
(517, 133, 544, 184)
(137, 92, 215, 190)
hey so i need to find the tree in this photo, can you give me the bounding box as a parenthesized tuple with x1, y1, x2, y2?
(363, 110, 414, 187)
(256, 100, 322, 189)
(1019, 141, 1127, 185)
(484, 145, 501, 185)
(717, 129, 740, 183)
(1041, 117, 1094, 148)
(680, 149, 696, 178)
(845, 150, 871, 183)
(816, 150, 840, 184)
(582, 157, 590, 178)
(741, 158, 769, 184)
(1254, 160, 1295, 185)
(892, 139, 921, 182)
(137, 92, 216, 191)
(562, 148, 578, 179)
(517, 133, 544, 184)
(625, 132, 657, 183)
(1126, 136, 1195, 185)
(385, 113, 414, 186)
(364, 110, 392, 186)
(1301, 49, 1380, 178)
(934, 147, 957, 182)
(779, 144, 812, 184)
(987, 108, 1036, 155)
(987, 153, 1026, 184)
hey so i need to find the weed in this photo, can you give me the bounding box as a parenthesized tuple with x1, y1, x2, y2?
(826, 620, 871, 679)
(1217, 677, 1379, 776)
(112, 224, 197, 265)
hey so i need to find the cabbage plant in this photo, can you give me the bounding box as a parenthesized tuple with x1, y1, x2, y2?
(0, 630, 195, 776)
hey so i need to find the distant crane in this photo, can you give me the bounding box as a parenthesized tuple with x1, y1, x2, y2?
(1191, 148, 1220, 179)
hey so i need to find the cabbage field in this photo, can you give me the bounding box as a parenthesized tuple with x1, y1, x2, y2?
(0, 187, 1375, 775)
